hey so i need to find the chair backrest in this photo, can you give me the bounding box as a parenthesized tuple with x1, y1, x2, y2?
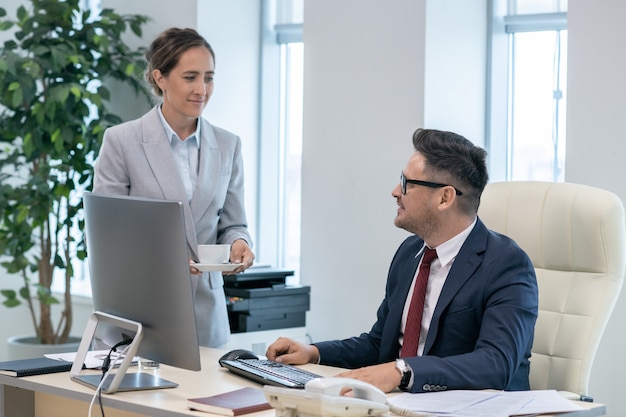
(478, 181, 625, 396)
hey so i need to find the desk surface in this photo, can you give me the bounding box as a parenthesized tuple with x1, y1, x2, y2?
(0, 347, 607, 417)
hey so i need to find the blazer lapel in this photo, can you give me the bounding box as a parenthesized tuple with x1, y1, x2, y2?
(140, 107, 199, 254)
(190, 120, 220, 222)
(140, 108, 187, 201)
(423, 220, 488, 354)
(391, 251, 422, 323)
(381, 245, 422, 359)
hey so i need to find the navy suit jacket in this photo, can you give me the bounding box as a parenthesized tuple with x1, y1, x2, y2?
(315, 218, 538, 393)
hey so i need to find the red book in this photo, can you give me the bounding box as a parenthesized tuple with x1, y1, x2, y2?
(188, 387, 272, 416)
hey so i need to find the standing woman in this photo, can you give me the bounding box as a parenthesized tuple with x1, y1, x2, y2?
(93, 27, 255, 348)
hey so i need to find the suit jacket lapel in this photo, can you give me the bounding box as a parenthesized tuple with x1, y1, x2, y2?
(423, 220, 488, 354)
(190, 120, 220, 222)
(381, 246, 422, 359)
(391, 251, 421, 323)
(140, 108, 186, 201)
(140, 107, 199, 255)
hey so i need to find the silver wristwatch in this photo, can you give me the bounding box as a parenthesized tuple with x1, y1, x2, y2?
(395, 358, 412, 391)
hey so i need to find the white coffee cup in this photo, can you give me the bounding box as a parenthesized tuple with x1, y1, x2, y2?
(198, 244, 230, 264)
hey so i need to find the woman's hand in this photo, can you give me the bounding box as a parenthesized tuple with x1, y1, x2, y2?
(226, 239, 255, 274)
(189, 258, 202, 275)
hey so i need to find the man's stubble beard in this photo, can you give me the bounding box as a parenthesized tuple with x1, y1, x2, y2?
(394, 202, 438, 241)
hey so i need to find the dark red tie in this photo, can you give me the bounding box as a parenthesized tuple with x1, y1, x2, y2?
(401, 247, 438, 358)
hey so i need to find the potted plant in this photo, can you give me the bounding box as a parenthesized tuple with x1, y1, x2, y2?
(0, 0, 151, 347)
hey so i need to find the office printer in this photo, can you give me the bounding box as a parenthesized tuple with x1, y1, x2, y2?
(224, 267, 310, 333)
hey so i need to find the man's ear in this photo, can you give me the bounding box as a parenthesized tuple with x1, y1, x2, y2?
(438, 187, 457, 209)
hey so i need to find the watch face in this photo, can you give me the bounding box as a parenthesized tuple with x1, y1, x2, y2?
(396, 359, 411, 390)
(396, 359, 408, 372)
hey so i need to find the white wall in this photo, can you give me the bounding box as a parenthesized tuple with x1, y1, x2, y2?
(424, 0, 487, 146)
(299, 0, 488, 349)
(565, 0, 626, 414)
(299, 0, 426, 341)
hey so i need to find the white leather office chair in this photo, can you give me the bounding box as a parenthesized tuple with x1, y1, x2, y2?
(478, 181, 625, 400)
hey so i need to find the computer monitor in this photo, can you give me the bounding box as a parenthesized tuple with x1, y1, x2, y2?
(71, 192, 201, 393)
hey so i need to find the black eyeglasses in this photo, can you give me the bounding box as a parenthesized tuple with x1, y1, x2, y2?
(400, 172, 463, 196)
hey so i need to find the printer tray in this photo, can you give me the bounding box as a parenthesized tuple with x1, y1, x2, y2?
(228, 293, 310, 312)
(229, 307, 307, 333)
(224, 268, 294, 285)
(225, 284, 310, 298)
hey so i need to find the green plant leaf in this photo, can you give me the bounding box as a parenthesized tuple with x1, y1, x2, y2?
(3, 299, 20, 308)
(50, 85, 71, 104)
(16, 206, 30, 224)
(18, 286, 30, 300)
(11, 86, 23, 108)
(1, 289, 17, 298)
(51, 129, 63, 153)
(43, 294, 60, 305)
(125, 63, 135, 76)
(23, 132, 33, 156)
(70, 85, 81, 100)
(16, 5, 26, 21)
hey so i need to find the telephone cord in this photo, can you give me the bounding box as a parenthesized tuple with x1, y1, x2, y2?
(385, 403, 437, 417)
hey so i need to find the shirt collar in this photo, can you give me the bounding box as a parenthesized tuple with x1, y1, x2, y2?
(417, 217, 478, 267)
(156, 105, 201, 148)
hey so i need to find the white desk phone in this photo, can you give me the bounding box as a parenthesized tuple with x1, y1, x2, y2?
(263, 377, 434, 417)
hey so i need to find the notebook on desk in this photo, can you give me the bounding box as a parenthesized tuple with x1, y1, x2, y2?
(0, 357, 73, 377)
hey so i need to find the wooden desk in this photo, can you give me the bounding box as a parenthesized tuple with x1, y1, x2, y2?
(0, 347, 607, 417)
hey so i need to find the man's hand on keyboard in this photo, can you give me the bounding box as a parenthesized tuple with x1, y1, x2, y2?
(266, 337, 320, 365)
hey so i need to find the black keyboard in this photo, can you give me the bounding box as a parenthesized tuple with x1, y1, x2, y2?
(219, 358, 321, 389)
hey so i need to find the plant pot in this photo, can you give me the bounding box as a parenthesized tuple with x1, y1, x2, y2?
(6, 335, 82, 360)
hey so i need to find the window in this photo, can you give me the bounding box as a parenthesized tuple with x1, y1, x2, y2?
(277, 42, 303, 275)
(487, 0, 568, 182)
(257, 0, 303, 284)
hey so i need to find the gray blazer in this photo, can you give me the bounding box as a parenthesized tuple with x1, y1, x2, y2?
(93, 106, 252, 347)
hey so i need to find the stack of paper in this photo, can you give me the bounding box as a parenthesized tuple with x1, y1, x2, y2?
(45, 350, 139, 370)
(387, 389, 585, 417)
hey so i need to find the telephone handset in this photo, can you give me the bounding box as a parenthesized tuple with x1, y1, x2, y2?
(263, 377, 389, 417)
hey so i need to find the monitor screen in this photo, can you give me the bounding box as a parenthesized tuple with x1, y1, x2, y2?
(82, 192, 201, 372)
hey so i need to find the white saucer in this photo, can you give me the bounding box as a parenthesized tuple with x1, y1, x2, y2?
(191, 263, 243, 272)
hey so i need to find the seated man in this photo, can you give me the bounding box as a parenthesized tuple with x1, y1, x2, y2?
(266, 128, 538, 394)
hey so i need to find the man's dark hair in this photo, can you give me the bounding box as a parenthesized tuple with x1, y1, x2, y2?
(412, 128, 488, 214)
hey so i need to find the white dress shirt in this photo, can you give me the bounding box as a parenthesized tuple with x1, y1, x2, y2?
(157, 105, 200, 202)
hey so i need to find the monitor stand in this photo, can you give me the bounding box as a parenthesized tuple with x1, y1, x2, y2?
(70, 311, 178, 393)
